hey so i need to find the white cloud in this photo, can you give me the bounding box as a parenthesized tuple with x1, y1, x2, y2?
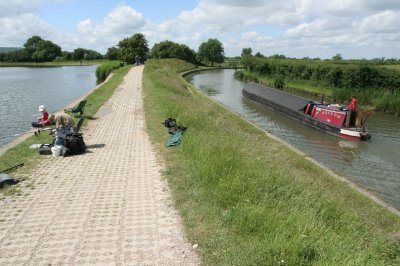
(1, 0, 400, 58)
(358, 10, 400, 33)
(0, 14, 56, 47)
(77, 19, 93, 35)
(0, 0, 41, 18)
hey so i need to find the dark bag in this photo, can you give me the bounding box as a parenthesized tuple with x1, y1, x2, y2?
(39, 143, 53, 155)
(31, 121, 43, 128)
(64, 133, 86, 156)
(162, 117, 187, 134)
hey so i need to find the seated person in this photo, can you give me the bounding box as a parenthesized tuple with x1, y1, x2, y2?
(48, 113, 75, 146)
(31, 105, 49, 128)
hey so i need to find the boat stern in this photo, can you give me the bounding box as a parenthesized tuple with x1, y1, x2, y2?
(339, 128, 371, 141)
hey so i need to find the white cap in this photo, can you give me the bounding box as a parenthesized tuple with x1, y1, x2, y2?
(38, 105, 46, 112)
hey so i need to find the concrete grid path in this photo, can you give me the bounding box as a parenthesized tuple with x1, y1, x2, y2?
(0, 66, 200, 265)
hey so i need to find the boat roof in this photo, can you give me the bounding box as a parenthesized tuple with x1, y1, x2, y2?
(243, 82, 311, 111)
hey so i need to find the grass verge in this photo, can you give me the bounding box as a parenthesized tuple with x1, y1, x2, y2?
(0, 65, 131, 195)
(143, 59, 400, 265)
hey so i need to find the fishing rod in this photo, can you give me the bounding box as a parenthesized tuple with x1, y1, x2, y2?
(0, 163, 24, 173)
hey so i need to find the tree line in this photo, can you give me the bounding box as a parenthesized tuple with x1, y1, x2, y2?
(241, 48, 400, 93)
(0, 34, 226, 67)
(0, 36, 103, 62)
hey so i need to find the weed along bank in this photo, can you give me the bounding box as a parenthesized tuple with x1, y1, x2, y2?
(143, 59, 400, 265)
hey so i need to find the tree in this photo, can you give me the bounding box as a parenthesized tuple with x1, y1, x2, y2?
(106, 47, 120, 60)
(150, 40, 197, 64)
(197, 38, 224, 66)
(23, 36, 61, 62)
(332, 54, 343, 61)
(118, 33, 149, 64)
(24, 36, 43, 55)
(73, 48, 85, 60)
(241, 47, 253, 70)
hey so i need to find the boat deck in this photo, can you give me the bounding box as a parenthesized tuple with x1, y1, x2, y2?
(243, 83, 310, 112)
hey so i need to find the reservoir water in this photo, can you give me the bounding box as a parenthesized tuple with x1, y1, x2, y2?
(0, 66, 97, 147)
(186, 69, 400, 211)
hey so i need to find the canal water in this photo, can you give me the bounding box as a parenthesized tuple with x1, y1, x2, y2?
(186, 69, 400, 211)
(0, 66, 97, 147)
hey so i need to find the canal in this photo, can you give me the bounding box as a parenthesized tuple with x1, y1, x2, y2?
(0, 66, 97, 148)
(186, 69, 400, 211)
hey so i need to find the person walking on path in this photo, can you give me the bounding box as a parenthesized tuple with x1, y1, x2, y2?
(0, 66, 199, 265)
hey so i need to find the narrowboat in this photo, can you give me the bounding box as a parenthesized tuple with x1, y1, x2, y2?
(242, 83, 371, 141)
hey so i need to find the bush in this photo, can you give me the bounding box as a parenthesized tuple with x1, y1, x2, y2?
(274, 74, 285, 88)
(95, 61, 123, 82)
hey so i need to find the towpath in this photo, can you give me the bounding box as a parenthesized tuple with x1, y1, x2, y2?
(0, 66, 199, 265)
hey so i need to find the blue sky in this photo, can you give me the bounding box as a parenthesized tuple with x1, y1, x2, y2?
(38, 0, 198, 30)
(1, 0, 400, 59)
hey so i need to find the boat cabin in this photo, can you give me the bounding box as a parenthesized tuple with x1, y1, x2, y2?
(303, 102, 365, 129)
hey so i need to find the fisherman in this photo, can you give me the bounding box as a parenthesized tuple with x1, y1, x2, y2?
(48, 113, 75, 146)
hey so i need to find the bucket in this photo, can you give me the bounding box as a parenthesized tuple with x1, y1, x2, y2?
(51, 145, 63, 157)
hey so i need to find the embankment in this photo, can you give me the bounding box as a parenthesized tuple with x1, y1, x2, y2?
(143, 59, 400, 265)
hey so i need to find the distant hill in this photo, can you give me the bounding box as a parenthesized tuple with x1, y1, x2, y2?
(0, 47, 23, 53)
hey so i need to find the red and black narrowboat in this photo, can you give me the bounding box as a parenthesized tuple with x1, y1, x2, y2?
(242, 83, 371, 141)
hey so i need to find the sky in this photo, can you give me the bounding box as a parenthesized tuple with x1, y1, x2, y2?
(1, 0, 400, 59)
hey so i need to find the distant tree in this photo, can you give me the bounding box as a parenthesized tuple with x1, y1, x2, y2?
(197, 38, 224, 66)
(179, 44, 197, 64)
(332, 54, 343, 61)
(150, 40, 197, 64)
(270, 54, 286, 59)
(23, 36, 61, 62)
(4, 49, 30, 62)
(118, 33, 149, 64)
(241, 48, 253, 70)
(241, 47, 252, 58)
(24, 36, 43, 55)
(73, 48, 86, 60)
(84, 49, 103, 60)
(106, 46, 120, 60)
(71, 48, 102, 61)
(62, 51, 73, 60)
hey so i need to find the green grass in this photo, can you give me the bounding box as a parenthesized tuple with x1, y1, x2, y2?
(143, 59, 400, 265)
(382, 65, 400, 71)
(0, 65, 132, 194)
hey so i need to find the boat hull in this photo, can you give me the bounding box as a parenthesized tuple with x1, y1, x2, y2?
(242, 83, 371, 141)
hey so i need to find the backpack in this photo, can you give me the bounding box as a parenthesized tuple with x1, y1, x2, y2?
(64, 133, 86, 156)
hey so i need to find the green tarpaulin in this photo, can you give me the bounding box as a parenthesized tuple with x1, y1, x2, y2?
(166, 130, 183, 146)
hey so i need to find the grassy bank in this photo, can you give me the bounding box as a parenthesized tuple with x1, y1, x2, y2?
(143, 59, 400, 265)
(0, 65, 131, 195)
